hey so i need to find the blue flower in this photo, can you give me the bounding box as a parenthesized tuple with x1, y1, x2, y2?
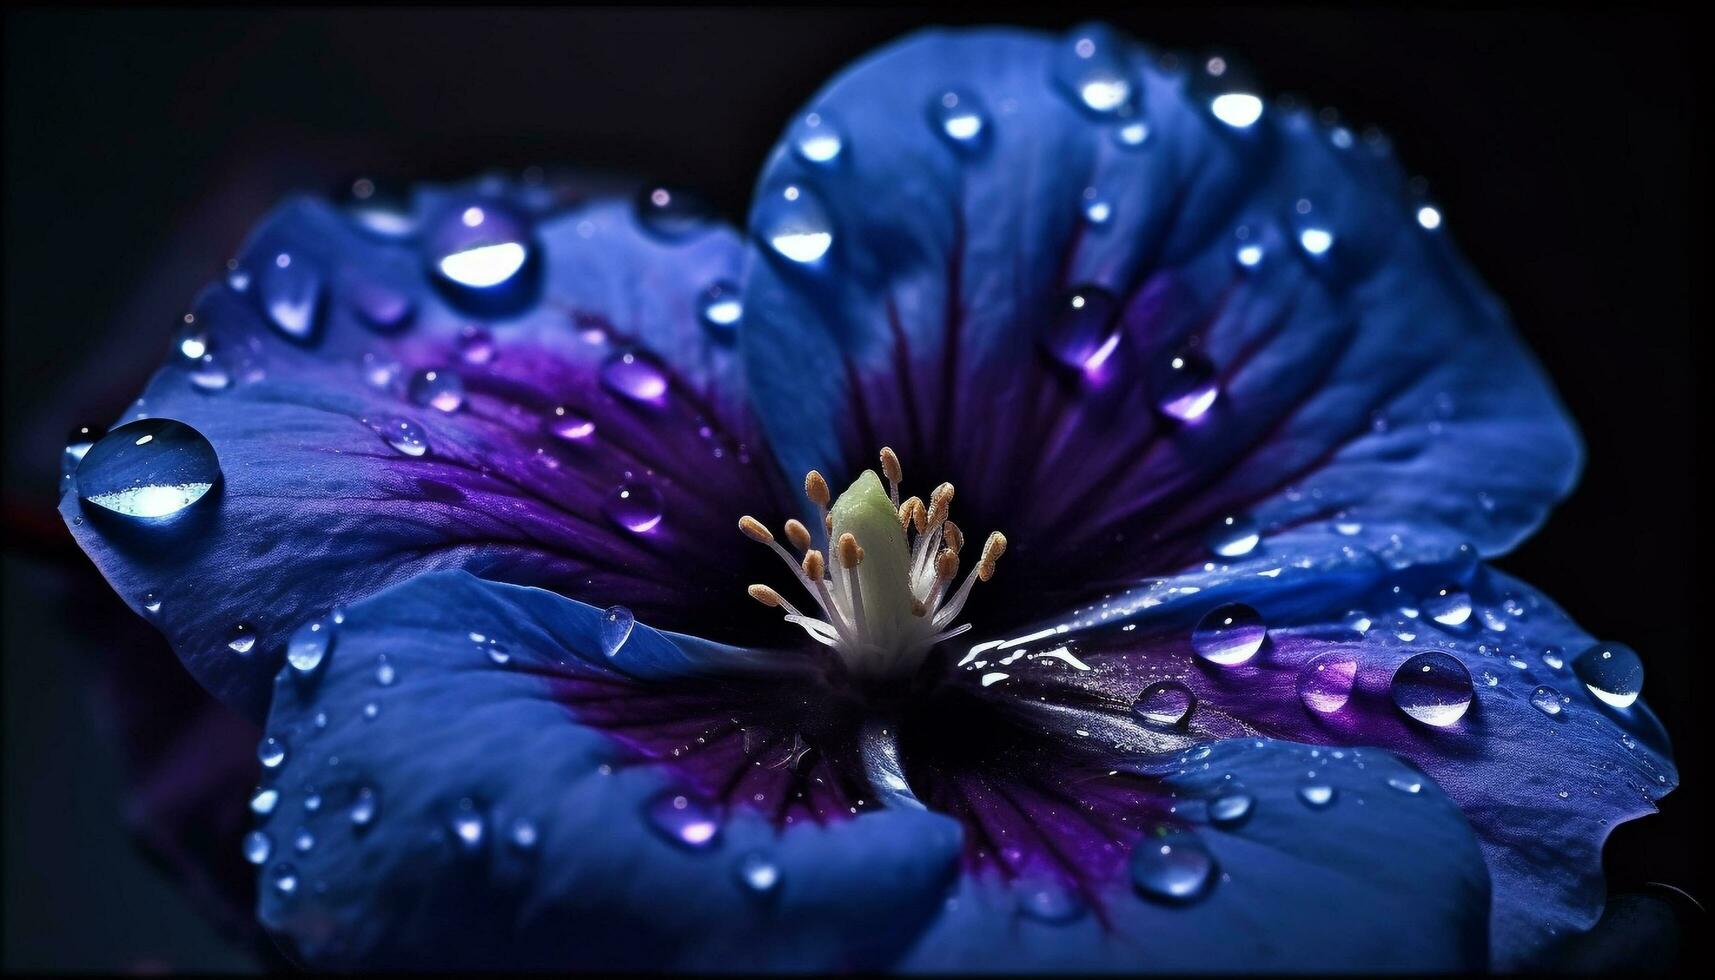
(60, 23, 1676, 972)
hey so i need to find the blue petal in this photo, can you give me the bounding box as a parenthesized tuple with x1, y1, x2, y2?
(253, 570, 961, 970)
(901, 738, 1490, 972)
(61, 176, 795, 718)
(945, 545, 1676, 969)
(739, 25, 1579, 613)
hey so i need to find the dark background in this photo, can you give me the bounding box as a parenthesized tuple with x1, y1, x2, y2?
(3, 7, 1702, 971)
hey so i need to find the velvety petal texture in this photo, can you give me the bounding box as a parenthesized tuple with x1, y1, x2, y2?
(740, 26, 1580, 633)
(943, 544, 1675, 968)
(253, 571, 962, 971)
(62, 177, 793, 717)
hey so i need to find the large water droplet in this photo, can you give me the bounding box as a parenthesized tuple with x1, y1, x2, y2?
(1573, 643, 1643, 709)
(428, 203, 534, 289)
(790, 112, 844, 165)
(258, 736, 287, 769)
(1040, 286, 1120, 374)
(377, 417, 428, 457)
(1154, 350, 1220, 422)
(408, 368, 465, 413)
(1208, 792, 1254, 828)
(243, 831, 272, 865)
(260, 253, 323, 343)
(1298, 652, 1358, 714)
(646, 790, 720, 849)
(929, 90, 989, 151)
(1207, 514, 1260, 558)
(600, 605, 636, 658)
(1531, 685, 1564, 716)
(75, 419, 219, 521)
(1391, 652, 1474, 727)
(736, 852, 782, 899)
(757, 183, 834, 264)
(1129, 828, 1216, 904)
(1192, 603, 1266, 666)
(600, 351, 669, 403)
(287, 616, 333, 674)
(1053, 24, 1135, 116)
(1424, 586, 1473, 628)
(250, 786, 279, 815)
(1132, 681, 1196, 726)
(604, 483, 663, 534)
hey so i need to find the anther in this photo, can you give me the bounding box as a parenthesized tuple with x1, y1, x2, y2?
(748, 584, 784, 607)
(738, 515, 772, 544)
(977, 531, 1007, 582)
(927, 482, 955, 528)
(802, 550, 825, 581)
(935, 548, 959, 581)
(943, 521, 964, 553)
(836, 532, 863, 570)
(880, 447, 903, 496)
(783, 518, 812, 552)
(805, 470, 831, 508)
(898, 496, 925, 533)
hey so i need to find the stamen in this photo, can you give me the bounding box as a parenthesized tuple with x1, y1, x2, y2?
(740, 449, 1006, 684)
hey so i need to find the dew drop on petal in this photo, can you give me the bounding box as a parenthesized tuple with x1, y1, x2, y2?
(1531, 685, 1563, 716)
(1386, 774, 1424, 794)
(635, 185, 711, 241)
(1424, 586, 1473, 627)
(378, 417, 428, 457)
(1391, 652, 1474, 727)
(226, 622, 256, 656)
(456, 326, 497, 365)
(348, 786, 379, 829)
(1132, 681, 1196, 726)
(929, 90, 989, 150)
(286, 616, 333, 674)
(698, 280, 744, 334)
(1573, 643, 1643, 709)
(545, 406, 596, 443)
(271, 863, 299, 896)
(757, 183, 834, 264)
(1129, 828, 1216, 904)
(1207, 513, 1260, 558)
(604, 483, 663, 534)
(75, 419, 219, 521)
(600, 606, 635, 658)
(450, 800, 485, 851)
(260, 252, 323, 343)
(243, 831, 272, 865)
(1207, 792, 1254, 828)
(258, 736, 287, 769)
(600, 351, 670, 402)
(1154, 350, 1220, 422)
(348, 279, 414, 332)
(1297, 779, 1337, 808)
(408, 369, 465, 413)
(250, 787, 279, 815)
(1053, 24, 1134, 116)
(1298, 652, 1358, 714)
(1040, 286, 1120, 375)
(429, 203, 533, 289)
(790, 111, 844, 164)
(1017, 883, 1084, 923)
(735, 852, 782, 899)
(1192, 603, 1266, 666)
(646, 790, 720, 849)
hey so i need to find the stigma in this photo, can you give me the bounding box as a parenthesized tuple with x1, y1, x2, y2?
(739, 447, 1006, 684)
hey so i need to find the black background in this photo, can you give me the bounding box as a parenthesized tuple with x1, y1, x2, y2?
(3, 7, 1702, 970)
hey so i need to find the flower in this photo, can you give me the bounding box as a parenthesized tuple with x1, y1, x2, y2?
(59, 23, 1676, 972)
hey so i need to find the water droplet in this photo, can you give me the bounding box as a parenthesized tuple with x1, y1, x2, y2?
(1542, 646, 1565, 671)
(636, 185, 711, 241)
(1114, 118, 1150, 148)
(451, 800, 485, 851)
(1154, 350, 1220, 422)
(250, 786, 279, 815)
(1573, 643, 1643, 709)
(350, 787, 378, 828)
(260, 253, 323, 342)
(1297, 780, 1337, 808)
(757, 183, 834, 264)
(1207, 514, 1260, 558)
(1298, 652, 1358, 714)
(348, 279, 414, 332)
(1129, 828, 1216, 903)
(75, 419, 219, 521)
(1017, 882, 1084, 923)
(287, 616, 333, 674)
(1391, 652, 1474, 727)
(258, 736, 287, 769)
(408, 369, 465, 413)
(1208, 792, 1254, 828)
(1082, 190, 1114, 225)
(544, 406, 596, 443)
(600, 606, 635, 658)
(1192, 603, 1266, 666)
(790, 112, 844, 164)
(736, 852, 782, 898)
(1531, 685, 1563, 716)
(600, 351, 670, 402)
(378, 417, 428, 457)
(226, 622, 256, 655)
(646, 790, 720, 849)
(1424, 586, 1472, 627)
(930, 90, 988, 150)
(698, 280, 743, 334)
(243, 831, 272, 865)
(141, 592, 162, 615)
(1040, 286, 1120, 374)
(1386, 774, 1424, 794)
(374, 655, 396, 686)
(1132, 681, 1196, 726)
(186, 354, 232, 393)
(1209, 93, 1264, 129)
(1054, 24, 1135, 116)
(1416, 205, 1443, 231)
(604, 483, 663, 534)
(293, 827, 316, 853)
(428, 202, 534, 289)
(456, 326, 496, 365)
(271, 862, 299, 896)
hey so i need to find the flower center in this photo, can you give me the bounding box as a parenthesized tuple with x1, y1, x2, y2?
(739, 447, 1006, 686)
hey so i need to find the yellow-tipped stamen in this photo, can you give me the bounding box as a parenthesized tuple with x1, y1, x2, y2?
(740, 448, 1006, 683)
(783, 518, 812, 552)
